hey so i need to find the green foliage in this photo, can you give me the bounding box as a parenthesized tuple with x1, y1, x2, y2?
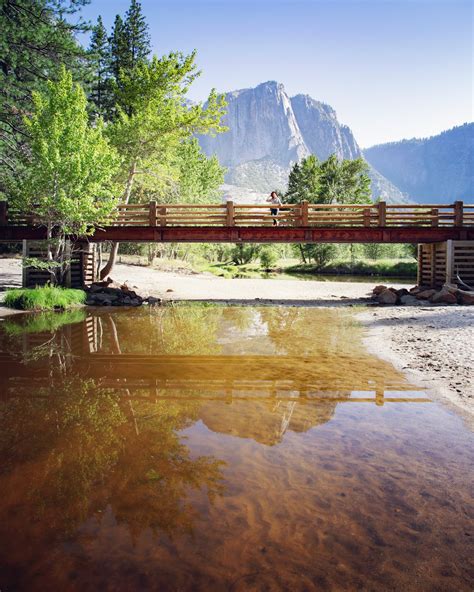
(4, 286, 86, 310)
(361, 242, 413, 261)
(285, 154, 371, 205)
(87, 16, 111, 119)
(319, 155, 371, 204)
(286, 155, 320, 203)
(287, 259, 417, 278)
(0, 0, 89, 197)
(259, 246, 279, 270)
(285, 154, 371, 267)
(300, 244, 338, 269)
(174, 138, 225, 202)
(13, 66, 120, 237)
(108, 52, 226, 200)
(123, 0, 151, 69)
(230, 244, 262, 265)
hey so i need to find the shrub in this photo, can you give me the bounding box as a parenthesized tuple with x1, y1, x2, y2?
(4, 286, 86, 311)
(259, 246, 278, 270)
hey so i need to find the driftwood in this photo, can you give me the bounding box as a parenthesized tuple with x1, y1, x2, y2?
(456, 272, 473, 292)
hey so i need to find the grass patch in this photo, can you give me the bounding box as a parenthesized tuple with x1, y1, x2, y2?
(4, 286, 87, 311)
(2, 309, 86, 335)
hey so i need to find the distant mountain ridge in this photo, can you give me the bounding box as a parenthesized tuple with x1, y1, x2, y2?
(198, 81, 409, 203)
(364, 123, 474, 204)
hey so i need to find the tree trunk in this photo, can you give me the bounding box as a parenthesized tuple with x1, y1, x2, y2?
(99, 161, 137, 280)
(298, 244, 307, 264)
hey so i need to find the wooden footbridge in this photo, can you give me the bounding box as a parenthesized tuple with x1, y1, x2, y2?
(1, 200, 473, 243)
(1, 200, 473, 288)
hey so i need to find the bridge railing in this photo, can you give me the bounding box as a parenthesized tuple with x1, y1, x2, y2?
(0, 200, 471, 228)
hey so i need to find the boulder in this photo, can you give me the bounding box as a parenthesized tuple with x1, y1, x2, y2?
(146, 296, 162, 305)
(94, 292, 118, 302)
(396, 288, 410, 297)
(416, 289, 437, 300)
(457, 290, 474, 305)
(377, 289, 398, 304)
(372, 285, 387, 295)
(85, 282, 150, 307)
(431, 290, 457, 304)
(400, 295, 419, 306)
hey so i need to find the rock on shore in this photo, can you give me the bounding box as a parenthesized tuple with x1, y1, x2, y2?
(372, 283, 474, 306)
(85, 280, 161, 307)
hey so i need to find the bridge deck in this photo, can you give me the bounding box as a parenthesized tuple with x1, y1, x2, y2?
(1, 200, 473, 243)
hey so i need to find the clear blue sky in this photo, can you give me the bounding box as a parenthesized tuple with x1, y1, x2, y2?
(78, 0, 473, 147)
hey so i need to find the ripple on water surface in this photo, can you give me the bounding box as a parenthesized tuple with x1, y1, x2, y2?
(0, 306, 472, 591)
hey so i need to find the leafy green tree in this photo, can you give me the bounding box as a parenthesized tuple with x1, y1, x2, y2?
(0, 0, 89, 197)
(87, 15, 111, 119)
(175, 138, 225, 202)
(230, 244, 262, 265)
(285, 154, 370, 205)
(285, 155, 320, 203)
(12, 67, 120, 283)
(99, 52, 227, 278)
(259, 246, 278, 270)
(285, 154, 371, 266)
(319, 155, 371, 204)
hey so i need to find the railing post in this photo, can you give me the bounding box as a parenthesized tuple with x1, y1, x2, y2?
(363, 207, 371, 227)
(0, 201, 7, 226)
(159, 206, 167, 227)
(226, 200, 235, 226)
(431, 208, 439, 227)
(149, 201, 157, 227)
(454, 200, 463, 227)
(377, 201, 386, 226)
(301, 200, 308, 226)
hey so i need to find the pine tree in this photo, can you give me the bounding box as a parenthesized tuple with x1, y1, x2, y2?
(0, 0, 88, 198)
(109, 15, 128, 81)
(108, 2, 151, 116)
(88, 16, 110, 119)
(124, 0, 151, 68)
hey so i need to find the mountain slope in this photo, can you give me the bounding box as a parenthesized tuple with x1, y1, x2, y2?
(364, 123, 474, 204)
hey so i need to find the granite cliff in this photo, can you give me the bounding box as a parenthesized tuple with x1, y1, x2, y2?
(198, 81, 408, 203)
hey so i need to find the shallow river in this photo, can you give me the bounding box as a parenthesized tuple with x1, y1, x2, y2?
(0, 306, 472, 591)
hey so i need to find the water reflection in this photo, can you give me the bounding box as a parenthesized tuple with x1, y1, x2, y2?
(0, 307, 472, 591)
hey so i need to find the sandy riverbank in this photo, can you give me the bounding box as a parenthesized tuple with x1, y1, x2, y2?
(0, 258, 472, 416)
(358, 306, 473, 420)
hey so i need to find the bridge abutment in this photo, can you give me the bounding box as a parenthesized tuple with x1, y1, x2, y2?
(418, 240, 474, 288)
(22, 240, 97, 288)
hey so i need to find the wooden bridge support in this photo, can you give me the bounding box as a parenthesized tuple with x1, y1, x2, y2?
(418, 240, 474, 288)
(21, 240, 97, 288)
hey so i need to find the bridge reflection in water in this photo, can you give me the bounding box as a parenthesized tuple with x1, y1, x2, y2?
(0, 308, 429, 445)
(1, 307, 473, 592)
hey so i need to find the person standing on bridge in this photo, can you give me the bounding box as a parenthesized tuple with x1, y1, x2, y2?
(267, 191, 282, 226)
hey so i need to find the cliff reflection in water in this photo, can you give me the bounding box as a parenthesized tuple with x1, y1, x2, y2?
(0, 306, 471, 592)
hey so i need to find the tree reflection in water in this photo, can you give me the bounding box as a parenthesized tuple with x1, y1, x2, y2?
(0, 313, 226, 587)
